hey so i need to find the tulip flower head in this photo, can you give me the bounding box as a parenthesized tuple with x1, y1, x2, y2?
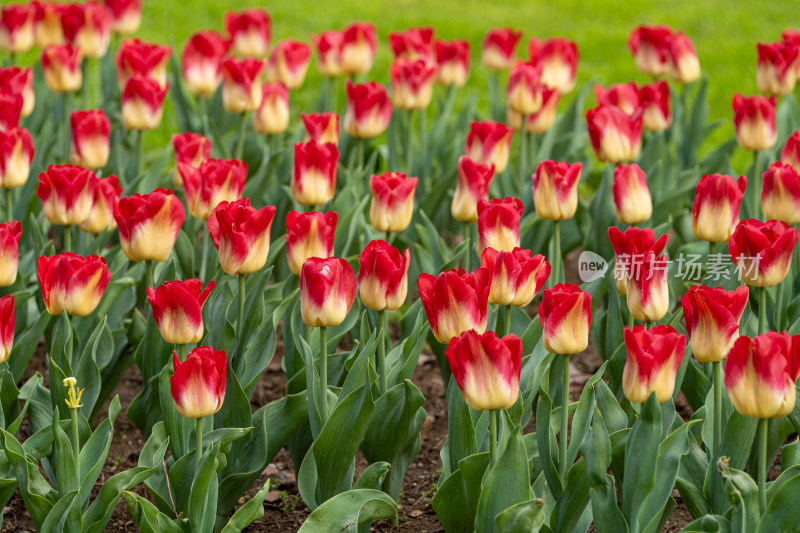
(291, 141, 339, 207)
(729, 219, 799, 287)
(539, 283, 591, 355)
(171, 346, 227, 419)
(507, 87, 560, 134)
(369, 171, 418, 233)
(528, 37, 579, 93)
(37, 164, 97, 226)
(301, 113, 340, 145)
(639, 81, 671, 132)
(121, 76, 170, 131)
(116, 38, 171, 89)
(781, 131, 800, 172)
(476, 197, 524, 257)
(481, 247, 550, 307)
(682, 285, 748, 363)
(622, 324, 685, 403)
(80, 175, 121, 234)
(732, 93, 777, 152)
(341, 22, 377, 76)
(70, 110, 111, 170)
(41, 43, 82, 93)
(344, 79, 392, 139)
(594, 82, 640, 115)
(0, 294, 13, 362)
(313, 30, 343, 77)
(180, 158, 247, 221)
(757, 41, 799, 96)
(482, 27, 523, 71)
(451, 156, 495, 223)
(358, 240, 411, 311)
(691, 173, 747, 243)
(266, 38, 312, 90)
(33, 2, 65, 47)
(607, 226, 668, 296)
(532, 160, 582, 221)
(181, 30, 231, 98)
(37, 252, 111, 316)
(0, 4, 35, 54)
(115, 188, 185, 262)
(104, 0, 142, 35)
(225, 8, 271, 57)
(172, 132, 211, 187)
(300, 257, 357, 328)
(61, 1, 111, 58)
(0, 221, 21, 287)
(0, 67, 35, 117)
(222, 57, 264, 113)
(253, 82, 290, 135)
(390, 57, 437, 111)
(388, 26, 434, 63)
(0, 127, 34, 189)
(627, 25, 673, 77)
(586, 104, 642, 163)
(0, 94, 21, 134)
(208, 198, 276, 276)
(285, 210, 337, 275)
(506, 60, 545, 116)
(465, 121, 513, 174)
(418, 267, 490, 344)
(612, 163, 652, 225)
(435, 39, 470, 87)
(762, 162, 800, 224)
(626, 251, 669, 323)
(147, 279, 215, 344)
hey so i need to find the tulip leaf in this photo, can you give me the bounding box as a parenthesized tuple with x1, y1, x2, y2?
(594, 380, 628, 434)
(757, 465, 800, 533)
(216, 408, 268, 516)
(218, 481, 272, 533)
(622, 393, 661, 522)
(443, 375, 477, 480)
(386, 309, 429, 387)
(352, 461, 391, 491)
(77, 395, 120, 507)
(39, 489, 79, 533)
(550, 456, 591, 533)
(431, 451, 489, 532)
(123, 491, 185, 533)
(584, 410, 629, 533)
(297, 489, 396, 533)
(679, 515, 731, 533)
(566, 362, 605, 466)
(9, 310, 51, 382)
(719, 459, 760, 533)
(259, 391, 309, 463)
(536, 388, 562, 498)
(189, 442, 221, 533)
(780, 440, 800, 471)
(495, 499, 546, 533)
(703, 412, 758, 515)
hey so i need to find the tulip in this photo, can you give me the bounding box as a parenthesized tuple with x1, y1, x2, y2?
(170, 346, 227, 418)
(464, 121, 513, 174)
(639, 81, 671, 132)
(70, 110, 110, 170)
(313, 30, 343, 77)
(476, 197, 523, 257)
(172, 132, 211, 187)
(266, 39, 311, 90)
(388, 26, 434, 63)
(300, 256, 357, 328)
(225, 8, 271, 57)
(539, 283, 591, 354)
(757, 42, 799, 96)
(104, 0, 141, 35)
(607, 226, 668, 296)
(732, 94, 777, 152)
(344, 79, 392, 139)
(482, 27, 522, 71)
(33, 2, 65, 47)
(285, 210, 337, 275)
(121, 76, 169, 131)
(784, 29, 800, 48)
(507, 87, 560, 135)
(0, 127, 33, 189)
(0, 4, 35, 54)
(729, 219, 799, 288)
(253, 82, 290, 135)
(451, 156, 495, 223)
(61, 2, 111, 59)
(0, 295, 13, 362)
(481, 247, 550, 307)
(221, 57, 264, 114)
(692, 173, 747, 243)
(418, 267, 490, 344)
(682, 285, 748, 364)
(302, 113, 339, 145)
(622, 324, 685, 403)
(506, 60, 544, 115)
(532, 160, 582, 221)
(369, 171, 418, 233)
(115, 188, 185, 262)
(341, 22, 377, 76)
(37, 165, 96, 226)
(0, 67, 34, 117)
(291, 141, 339, 207)
(0, 221, 21, 287)
(626, 250, 669, 322)
(613, 163, 652, 225)
(37, 252, 111, 316)
(528, 37, 579, 94)
(0, 94, 21, 134)
(147, 279, 215, 345)
(781, 131, 800, 172)
(115, 38, 171, 89)
(435, 39, 470, 87)
(180, 158, 247, 221)
(181, 30, 231, 98)
(594, 82, 639, 115)
(627, 25, 673, 77)
(390, 58, 437, 111)
(763, 162, 800, 224)
(41, 43, 82, 93)
(586, 105, 642, 163)
(666, 31, 701, 83)
(80, 175, 120, 234)
(358, 240, 410, 311)
(208, 198, 276, 276)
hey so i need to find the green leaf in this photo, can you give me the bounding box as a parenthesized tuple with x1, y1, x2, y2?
(757, 466, 800, 533)
(218, 481, 272, 533)
(353, 462, 391, 490)
(8, 310, 51, 381)
(679, 515, 731, 533)
(495, 499, 546, 533)
(719, 459, 760, 532)
(431, 452, 489, 533)
(536, 389, 562, 498)
(39, 490, 79, 533)
(622, 393, 661, 521)
(443, 375, 477, 479)
(123, 491, 185, 533)
(584, 410, 629, 533)
(550, 457, 591, 533)
(189, 443, 221, 533)
(703, 412, 758, 514)
(78, 395, 120, 507)
(297, 489, 396, 533)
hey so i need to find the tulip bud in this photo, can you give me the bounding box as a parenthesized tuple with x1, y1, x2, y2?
(344, 79, 392, 139)
(252, 82, 290, 135)
(285, 210, 337, 275)
(482, 27, 522, 71)
(121, 76, 169, 131)
(639, 81, 671, 132)
(532, 160, 582, 221)
(313, 30, 342, 77)
(481, 247, 550, 307)
(435, 39, 470, 87)
(667, 31, 701, 83)
(528, 37, 579, 94)
(37, 252, 111, 316)
(506, 60, 544, 115)
(341, 22, 377, 76)
(464, 121, 513, 174)
(61, 1, 111, 59)
(0, 221, 21, 287)
(358, 240, 411, 311)
(445, 330, 522, 410)
(80, 175, 121, 234)
(389, 27, 434, 63)
(0, 67, 35, 118)
(732, 93, 777, 152)
(225, 8, 271, 57)
(0, 295, 13, 362)
(691, 173, 747, 243)
(172, 132, 211, 187)
(300, 257, 357, 327)
(477, 197, 523, 257)
(37, 164, 96, 226)
(70, 110, 110, 170)
(507, 87, 560, 134)
(729, 219, 799, 287)
(41, 43, 82, 93)
(221, 57, 264, 114)
(622, 324, 685, 403)
(0, 4, 35, 54)
(586, 105, 642, 163)
(763, 162, 800, 224)
(627, 25, 673, 77)
(607, 226, 668, 296)
(104, 0, 142, 35)
(0, 127, 33, 189)
(757, 42, 799, 96)
(115, 188, 185, 262)
(208, 198, 276, 276)
(181, 30, 231, 98)
(626, 251, 669, 322)
(0, 94, 21, 133)
(147, 279, 215, 344)
(682, 285, 749, 363)
(539, 283, 591, 355)
(171, 347, 227, 419)
(451, 156, 495, 223)
(180, 158, 247, 221)
(725, 332, 800, 419)
(781, 131, 800, 172)
(292, 141, 339, 207)
(301, 113, 339, 145)
(33, 2, 65, 47)
(613, 163, 652, 224)
(594, 82, 639, 115)
(266, 39, 311, 90)
(418, 267, 490, 344)
(369, 171, 418, 233)
(390, 58, 437, 111)
(116, 38, 171, 89)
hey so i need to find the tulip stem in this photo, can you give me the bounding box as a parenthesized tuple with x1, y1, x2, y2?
(4, 188, 11, 222)
(560, 353, 570, 481)
(238, 274, 246, 340)
(145, 260, 154, 290)
(552, 220, 561, 286)
(177, 343, 186, 362)
(195, 417, 203, 471)
(503, 305, 511, 336)
(758, 286, 766, 334)
(235, 112, 247, 160)
(758, 417, 768, 513)
(357, 140, 365, 171)
(712, 360, 722, 454)
(752, 150, 760, 220)
(463, 222, 471, 271)
(133, 129, 143, 179)
(519, 115, 528, 195)
(418, 109, 426, 173)
(489, 409, 498, 466)
(63, 225, 71, 252)
(377, 310, 387, 395)
(70, 406, 80, 471)
(704, 241, 716, 283)
(406, 110, 414, 175)
(319, 326, 328, 423)
(61, 92, 70, 162)
(200, 232, 209, 282)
